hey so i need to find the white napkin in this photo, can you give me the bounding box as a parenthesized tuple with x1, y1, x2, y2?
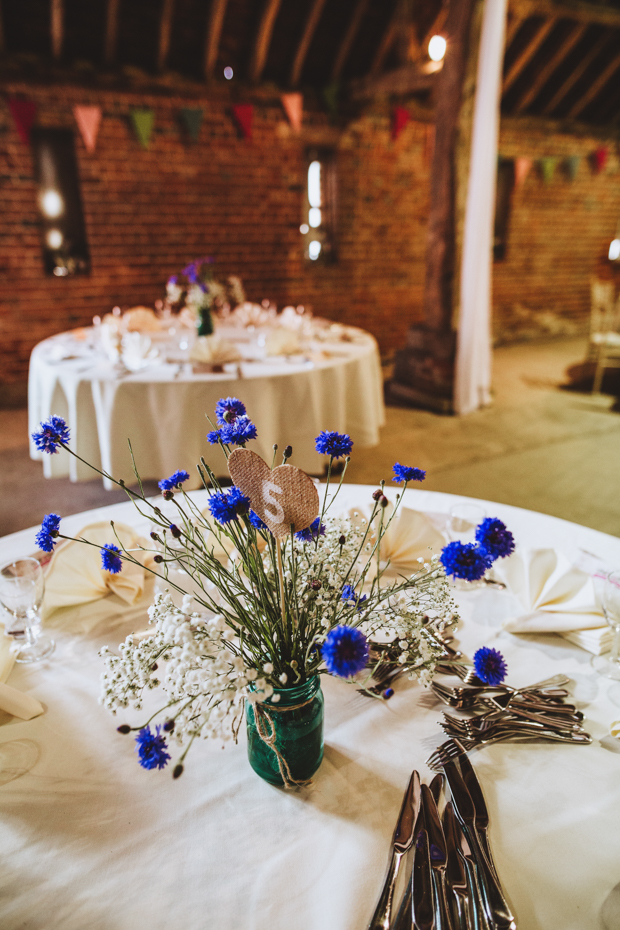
(265, 329, 301, 357)
(121, 332, 159, 371)
(230, 302, 274, 328)
(190, 334, 241, 365)
(122, 307, 161, 332)
(350, 505, 445, 581)
(41, 522, 156, 633)
(0, 682, 44, 720)
(495, 549, 604, 633)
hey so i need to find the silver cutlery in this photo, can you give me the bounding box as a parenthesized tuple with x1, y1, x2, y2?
(457, 755, 498, 885)
(443, 803, 474, 930)
(412, 825, 435, 930)
(422, 783, 455, 930)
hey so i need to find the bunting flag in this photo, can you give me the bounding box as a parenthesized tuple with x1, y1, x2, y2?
(73, 105, 102, 154)
(593, 146, 609, 174)
(281, 93, 303, 133)
(539, 157, 557, 184)
(323, 83, 339, 119)
(564, 155, 580, 180)
(181, 107, 203, 142)
(130, 108, 155, 149)
(391, 106, 410, 141)
(7, 97, 37, 144)
(232, 104, 253, 140)
(514, 156, 533, 189)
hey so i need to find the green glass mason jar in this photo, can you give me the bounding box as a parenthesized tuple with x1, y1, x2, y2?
(246, 676, 324, 787)
(197, 307, 214, 336)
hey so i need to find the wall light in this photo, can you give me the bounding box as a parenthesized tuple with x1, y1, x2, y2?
(428, 35, 447, 62)
(609, 238, 620, 261)
(41, 189, 63, 218)
(300, 223, 309, 234)
(308, 240, 321, 260)
(309, 207, 322, 228)
(224, 67, 233, 80)
(46, 229, 63, 249)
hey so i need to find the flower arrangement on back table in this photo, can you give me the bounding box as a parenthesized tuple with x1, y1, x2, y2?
(33, 401, 514, 787)
(164, 257, 245, 336)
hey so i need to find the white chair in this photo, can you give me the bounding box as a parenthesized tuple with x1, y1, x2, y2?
(588, 279, 620, 394)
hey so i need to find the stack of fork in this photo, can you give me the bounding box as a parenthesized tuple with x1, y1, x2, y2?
(427, 673, 591, 771)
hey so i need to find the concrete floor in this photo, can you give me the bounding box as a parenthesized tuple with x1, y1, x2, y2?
(2, 335, 619, 538)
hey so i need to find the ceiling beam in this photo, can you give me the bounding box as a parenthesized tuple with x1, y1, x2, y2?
(542, 30, 609, 114)
(513, 21, 585, 112)
(511, 0, 620, 30)
(502, 16, 557, 94)
(157, 0, 175, 71)
(331, 0, 370, 82)
(289, 0, 328, 87)
(568, 51, 620, 118)
(104, 0, 120, 64)
(51, 0, 63, 60)
(204, 0, 228, 79)
(504, 13, 524, 49)
(370, 4, 401, 77)
(350, 65, 434, 101)
(249, 0, 282, 83)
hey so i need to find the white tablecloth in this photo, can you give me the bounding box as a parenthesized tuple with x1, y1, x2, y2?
(2, 487, 620, 930)
(28, 326, 385, 487)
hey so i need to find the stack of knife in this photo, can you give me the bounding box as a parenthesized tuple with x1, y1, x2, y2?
(367, 757, 516, 930)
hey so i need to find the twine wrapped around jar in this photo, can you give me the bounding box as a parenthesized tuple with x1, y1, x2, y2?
(252, 699, 316, 789)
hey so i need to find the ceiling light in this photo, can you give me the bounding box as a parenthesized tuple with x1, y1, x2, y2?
(224, 67, 233, 80)
(609, 238, 620, 261)
(428, 35, 447, 62)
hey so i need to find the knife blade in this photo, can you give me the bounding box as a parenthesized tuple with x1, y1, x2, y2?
(443, 761, 516, 930)
(421, 784, 454, 930)
(452, 805, 488, 930)
(367, 771, 422, 930)
(430, 773, 443, 806)
(442, 803, 470, 930)
(412, 825, 435, 930)
(457, 754, 498, 881)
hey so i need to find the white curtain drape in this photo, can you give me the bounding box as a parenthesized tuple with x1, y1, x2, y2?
(454, 0, 508, 414)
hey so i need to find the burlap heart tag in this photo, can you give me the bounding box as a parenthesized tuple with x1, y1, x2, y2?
(228, 448, 319, 540)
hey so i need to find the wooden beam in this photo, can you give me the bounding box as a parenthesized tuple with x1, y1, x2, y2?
(542, 30, 609, 114)
(104, 0, 120, 64)
(204, 0, 228, 79)
(331, 0, 370, 82)
(350, 65, 435, 100)
(502, 16, 557, 94)
(369, 4, 401, 77)
(249, 0, 282, 83)
(51, 0, 63, 60)
(511, 0, 620, 30)
(157, 0, 175, 71)
(289, 0, 328, 87)
(568, 51, 620, 118)
(514, 21, 586, 112)
(504, 12, 524, 49)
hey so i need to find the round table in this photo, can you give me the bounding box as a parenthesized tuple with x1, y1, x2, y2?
(1, 486, 620, 930)
(28, 323, 385, 488)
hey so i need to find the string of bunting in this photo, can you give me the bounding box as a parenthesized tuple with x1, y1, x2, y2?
(505, 146, 612, 188)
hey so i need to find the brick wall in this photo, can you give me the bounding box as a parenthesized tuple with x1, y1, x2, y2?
(0, 82, 431, 403)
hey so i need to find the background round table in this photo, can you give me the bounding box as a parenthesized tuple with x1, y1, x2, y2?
(28, 324, 385, 487)
(1, 486, 620, 930)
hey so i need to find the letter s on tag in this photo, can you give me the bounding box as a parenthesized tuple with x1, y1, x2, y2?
(262, 480, 284, 524)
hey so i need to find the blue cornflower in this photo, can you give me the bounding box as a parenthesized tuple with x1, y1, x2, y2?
(248, 510, 267, 530)
(295, 517, 326, 542)
(167, 275, 177, 285)
(158, 469, 190, 492)
(475, 518, 515, 561)
(315, 431, 353, 459)
(473, 647, 508, 686)
(35, 513, 61, 552)
(101, 543, 123, 574)
(392, 463, 426, 484)
(31, 415, 70, 454)
(219, 415, 257, 446)
(182, 261, 197, 277)
(322, 625, 369, 678)
(207, 487, 250, 524)
(215, 397, 247, 425)
(341, 584, 357, 602)
(440, 542, 493, 581)
(207, 429, 223, 444)
(135, 725, 171, 771)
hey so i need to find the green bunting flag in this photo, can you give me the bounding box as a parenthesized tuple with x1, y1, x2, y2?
(539, 157, 557, 184)
(181, 107, 203, 142)
(323, 82, 339, 120)
(130, 108, 155, 149)
(564, 155, 580, 180)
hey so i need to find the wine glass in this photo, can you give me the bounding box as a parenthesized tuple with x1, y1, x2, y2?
(0, 559, 55, 663)
(592, 571, 620, 680)
(448, 503, 487, 591)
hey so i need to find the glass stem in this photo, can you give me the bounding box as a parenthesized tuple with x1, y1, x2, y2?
(612, 626, 620, 665)
(24, 626, 36, 647)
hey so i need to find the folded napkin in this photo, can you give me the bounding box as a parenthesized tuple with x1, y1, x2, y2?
(41, 522, 156, 633)
(350, 505, 445, 581)
(230, 302, 274, 328)
(0, 682, 44, 720)
(121, 332, 160, 371)
(190, 334, 241, 365)
(265, 328, 301, 357)
(122, 307, 162, 333)
(0, 635, 15, 683)
(611, 720, 620, 739)
(494, 549, 604, 634)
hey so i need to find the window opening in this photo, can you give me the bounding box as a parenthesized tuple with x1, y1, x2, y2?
(302, 149, 336, 263)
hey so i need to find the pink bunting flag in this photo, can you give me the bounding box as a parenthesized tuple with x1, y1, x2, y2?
(73, 105, 102, 154)
(7, 97, 37, 144)
(514, 157, 533, 189)
(281, 93, 303, 133)
(233, 104, 253, 140)
(391, 106, 410, 141)
(593, 146, 609, 174)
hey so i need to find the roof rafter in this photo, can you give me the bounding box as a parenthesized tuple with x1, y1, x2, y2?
(331, 0, 370, 82)
(542, 30, 609, 114)
(289, 0, 328, 87)
(104, 0, 120, 64)
(504, 13, 525, 49)
(502, 16, 557, 94)
(51, 0, 63, 60)
(249, 0, 282, 83)
(514, 21, 586, 112)
(370, 2, 402, 77)
(157, 0, 175, 71)
(511, 0, 620, 30)
(568, 51, 620, 118)
(204, 0, 228, 79)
